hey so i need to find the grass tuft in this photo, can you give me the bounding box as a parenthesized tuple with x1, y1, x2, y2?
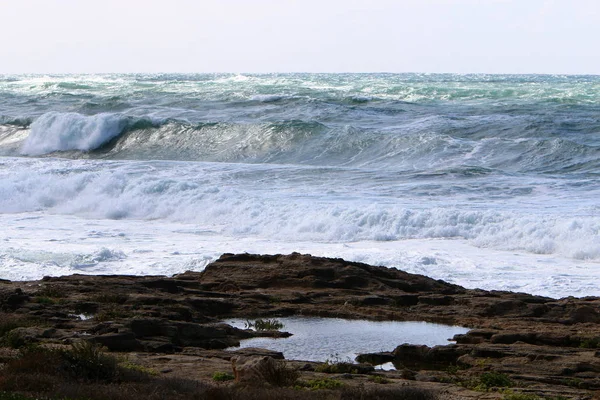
(212, 372, 234, 382)
(296, 378, 343, 390)
(244, 319, 285, 331)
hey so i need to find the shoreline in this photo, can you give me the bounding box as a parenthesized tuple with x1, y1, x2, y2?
(1, 252, 599, 399)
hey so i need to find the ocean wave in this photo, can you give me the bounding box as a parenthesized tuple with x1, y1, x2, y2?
(0, 116, 32, 127)
(1, 158, 598, 261)
(3, 73, 600, 106)
(2, 110, 598, 175)
(19, 112, 160, 155)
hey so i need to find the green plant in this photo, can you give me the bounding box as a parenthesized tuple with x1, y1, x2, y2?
(60, 341, 120, 382)
(0, 316, 38, 337)
(119, 361, 158, 376)
(35, 296, 56, 305)
(368, 375, 390, 384)
(315, 361, 358, 374)
(212, 371, 235, 382)
(561, 377, 584, 388)
(477, 372, 513, 390)
(446, 365, 461, 374)
(244, 319, 285, 331)
(2, 329, 29, 349)
(297, 378, 343, 390)
(579, 337, 600, 348)
(315, 354, 358, 374)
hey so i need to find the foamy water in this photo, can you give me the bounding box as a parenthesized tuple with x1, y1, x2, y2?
(1, 73, 599, 298)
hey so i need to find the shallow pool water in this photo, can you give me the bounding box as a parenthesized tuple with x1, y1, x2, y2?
(225, 317, 469, 363)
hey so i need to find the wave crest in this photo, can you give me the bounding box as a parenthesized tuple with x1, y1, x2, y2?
(20, 112, 160, 156)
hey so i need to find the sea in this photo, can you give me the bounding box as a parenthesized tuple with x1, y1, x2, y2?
(0, 73, 598, 298)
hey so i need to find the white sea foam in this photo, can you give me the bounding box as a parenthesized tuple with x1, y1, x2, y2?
(0, 157, 598, 265)
(0, 211, 598, 298)
(21, 112, 127, 155)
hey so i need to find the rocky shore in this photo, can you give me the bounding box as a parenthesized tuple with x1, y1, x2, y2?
(1, 253, 599, 399)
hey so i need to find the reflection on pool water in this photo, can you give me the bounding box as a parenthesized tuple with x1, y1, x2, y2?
(225, 317, 469, 363)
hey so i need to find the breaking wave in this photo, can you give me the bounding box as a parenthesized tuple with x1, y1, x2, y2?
(19, 112, 159, 155)
(1, 110, 597, 175)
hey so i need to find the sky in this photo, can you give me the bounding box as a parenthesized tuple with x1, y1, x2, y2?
(1, 0, 599, 74)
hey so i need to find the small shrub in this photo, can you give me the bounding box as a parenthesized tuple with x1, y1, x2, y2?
(244, 319, 285, 331)
(212, 371, 234, 382)
(477, 372, 513, 390)
(297, 378, 343, 390)
(315, 361, 358, 374)
(35, 296, 56, 305)
(0, 316, 38, 337)
(368, 375, 390, 384)
(446, 365, 461, 375)
(119, 361, 158, 377)
(60, 341, 120, 382)
(2, 330, 30, 349)
(315, 355, 358, 374)
(579, 337, 600, 348)
(561, 377, 584, 388)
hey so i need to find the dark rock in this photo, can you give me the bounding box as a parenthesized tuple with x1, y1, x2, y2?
(185, 298, 235, 315)
(479, 300, 528, 317)
(3, 289, 29, 309)
(569, 306, 600, 324)
(129, 319, 163, 337)
(141, 279, 183, 293)
(491, 332, 537, 344)
(392, 344, 469, 368)
(299, 363, 314, 371)
(415, 372, 440, 382)
(355, 351, 395, 365)
(359, 296, 390, 306)
(90, 332, 141, 351)
(390, 294, 419, 306)
(230, 347, 285, 360)
(140, 339, 180, 353)
(418, 295, 454, 306)
(470, 345, 514, 359)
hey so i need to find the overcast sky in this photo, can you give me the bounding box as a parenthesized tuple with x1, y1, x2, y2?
(1, 0, 599, 74)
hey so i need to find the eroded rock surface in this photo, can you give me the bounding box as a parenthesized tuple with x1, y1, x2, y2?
(1, 252, 599, 399)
